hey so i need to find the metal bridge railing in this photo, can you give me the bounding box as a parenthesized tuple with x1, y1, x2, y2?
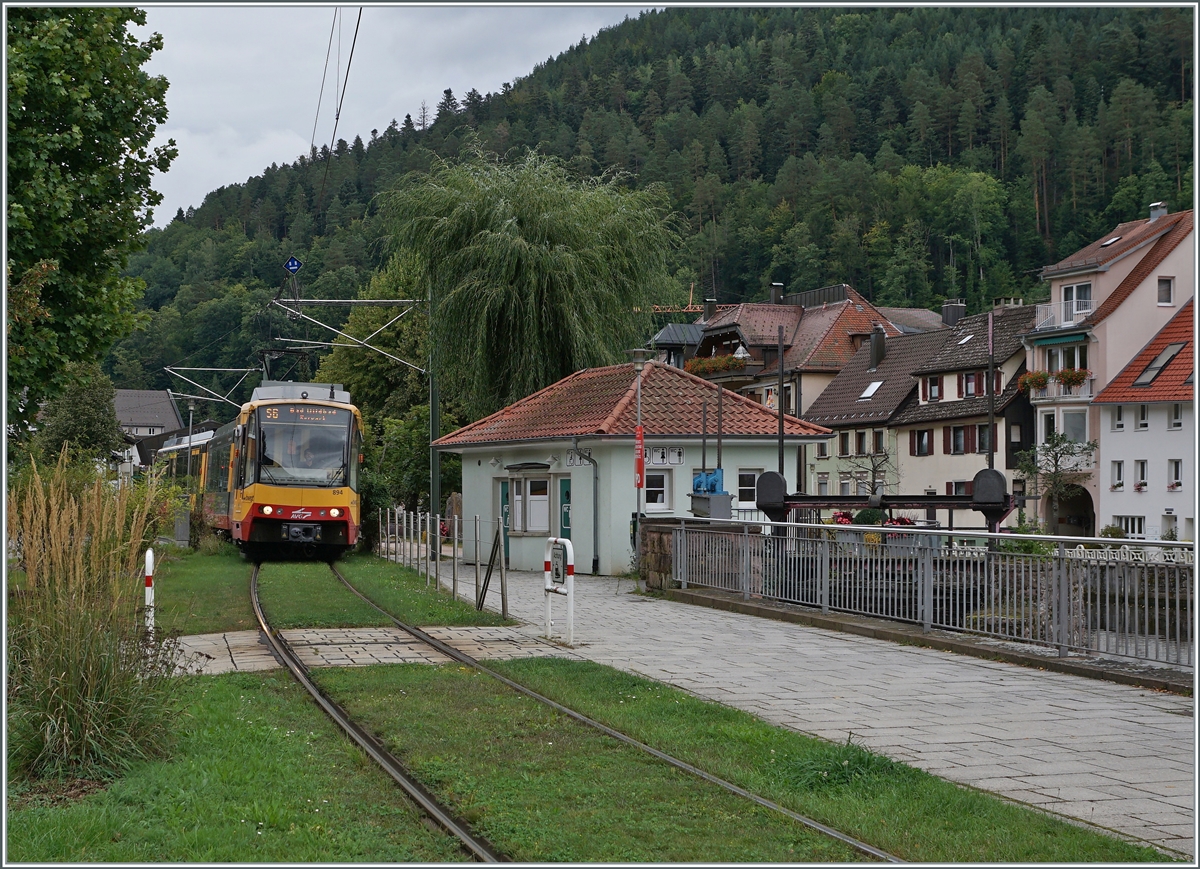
(668, 519, 1194, 668)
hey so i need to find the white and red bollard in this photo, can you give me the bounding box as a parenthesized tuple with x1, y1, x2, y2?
(144, 548, 155, 633)
(543, 537, 574, 645)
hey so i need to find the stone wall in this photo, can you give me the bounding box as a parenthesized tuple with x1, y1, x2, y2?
(639, 523, 677, 590)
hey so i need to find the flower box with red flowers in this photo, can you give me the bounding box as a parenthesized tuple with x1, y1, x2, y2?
(1053, 367, 1092, 389)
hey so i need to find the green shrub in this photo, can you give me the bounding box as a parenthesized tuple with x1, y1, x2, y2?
(7, 450, 183, 780)
(853, 508, 886, 525)
(1099, 524, 1127, 539)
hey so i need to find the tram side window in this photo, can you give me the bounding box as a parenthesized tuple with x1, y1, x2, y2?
(241, 428, 258, 488)
(348, 427, 362, 492)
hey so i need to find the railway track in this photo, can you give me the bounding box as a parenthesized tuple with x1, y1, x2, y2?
(253, 561, 903, 864)
(249, 564, 505, 862)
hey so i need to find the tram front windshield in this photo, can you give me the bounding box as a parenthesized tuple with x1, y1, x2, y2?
(256, 404, 350, 487)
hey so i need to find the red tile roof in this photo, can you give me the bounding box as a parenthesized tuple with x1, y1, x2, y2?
(1093, 299, 1194, 404)
(1041, 210, 1191, 279)
(1085, 210, 1193, 325)
(433, 362, 831, 448)
(787, 288, 902, 371)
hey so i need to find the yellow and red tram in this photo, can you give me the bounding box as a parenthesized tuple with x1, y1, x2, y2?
(160, 382, 363, 559)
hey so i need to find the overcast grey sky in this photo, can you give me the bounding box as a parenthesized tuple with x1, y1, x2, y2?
(134, 5, 649, 227)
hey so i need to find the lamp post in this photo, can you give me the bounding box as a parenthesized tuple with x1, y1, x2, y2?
(625, 347, 651, 574)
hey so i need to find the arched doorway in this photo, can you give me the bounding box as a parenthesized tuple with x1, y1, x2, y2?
(1051, 487, 1095, 537)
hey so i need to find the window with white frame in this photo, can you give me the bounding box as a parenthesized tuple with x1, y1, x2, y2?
(1112, 406, 1124, 431)
(950, 425, 966, 454)
(1064, 282, 1092, 316)
(1169, 403, 1183, 430)
(952, 481, 968, 495)
(927, 376, 940, 401)
(916, 429, 933, 456)
(855, 473, 870, 496)
(1042, 412, 1056, 441)
(817, 472, 829, 495)
(1135, 460, 1148, 486)
(1010, 423, 1021, 443)
(976, 424, 991, 453)
(1114, 515, 1145, 538)
(527, 479, 550, 531)
(873, 429, 885, 454)
(855, 430, 867, 455)
(1136, 404, 1149, 430)
(1062, 410, 1087, 443)
(839, 431, 851, 456)
(645, 471, 671, 511)
(963, 371, 978, 397)
(1158, 277, 1174, 305)
(511, 479, 525, 530)
(815, 440, 828, 458)
(1112, 461, 1123, 487)
(737, 469, 761, 503)
(839, 473, 851, 496)
(1168, 460, 1182, 489)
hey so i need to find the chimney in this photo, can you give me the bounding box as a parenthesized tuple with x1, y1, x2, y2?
(868, 323, 886, 370)
(942, 298, 966, 327)
(1150, 201, 1169, 220)
(993, 297, 1023, 310)
(703, 298, 716, 322)
(770, 282, 784, 305)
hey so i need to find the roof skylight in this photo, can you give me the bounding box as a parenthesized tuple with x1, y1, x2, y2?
(1132, 342, 1185, 386)
(858, 380, 884, 400)
(1100, 236, 1122, 247)
(957, 334, 974, 345)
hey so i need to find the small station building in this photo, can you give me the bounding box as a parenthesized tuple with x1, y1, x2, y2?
(433, 361, 831, 575)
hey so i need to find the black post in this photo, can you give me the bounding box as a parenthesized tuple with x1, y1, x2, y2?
(777, 324, 785, 475)
(429, 281, 440, 516)
(701, 401, 708, 472)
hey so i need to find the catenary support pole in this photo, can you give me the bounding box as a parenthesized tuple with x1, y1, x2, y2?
(144, 548, 155, 634)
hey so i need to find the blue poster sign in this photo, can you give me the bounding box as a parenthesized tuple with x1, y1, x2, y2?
(283, 256, 303, 274)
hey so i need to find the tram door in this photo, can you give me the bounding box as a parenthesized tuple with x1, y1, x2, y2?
(559, 478, 572, 540)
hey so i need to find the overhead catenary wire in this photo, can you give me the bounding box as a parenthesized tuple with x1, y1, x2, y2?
(309, 9, 339, 157)
(314, 7, 363, 213)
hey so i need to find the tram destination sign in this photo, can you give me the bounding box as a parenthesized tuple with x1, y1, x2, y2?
(261, 404, 348, 425)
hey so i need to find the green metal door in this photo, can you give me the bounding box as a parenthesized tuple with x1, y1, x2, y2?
(499, 479, 510, 562)
(559, 478, 572, 540)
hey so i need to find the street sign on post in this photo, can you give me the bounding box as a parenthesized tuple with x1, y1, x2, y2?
(634, 425, 645, 488)
(284, 256, 303, 274)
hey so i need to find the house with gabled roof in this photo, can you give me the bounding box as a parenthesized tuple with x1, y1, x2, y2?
(801, 326, 950, 506)
(1092, 299, 1194, 542)
(888, 302, 1038, 530)
(114, 389, 183, 438)
(1020, 203, 1193, 535)
(433, 361, 831, 574)
(681, 284, 902, 416)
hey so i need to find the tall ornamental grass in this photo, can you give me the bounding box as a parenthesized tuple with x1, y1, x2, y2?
(7, 451, 182, 780)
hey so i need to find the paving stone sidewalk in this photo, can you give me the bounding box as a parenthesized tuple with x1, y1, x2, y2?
(434, 564, 1195, 858)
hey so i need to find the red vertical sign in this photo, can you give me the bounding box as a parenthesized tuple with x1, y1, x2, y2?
(634, 425, 645, 488)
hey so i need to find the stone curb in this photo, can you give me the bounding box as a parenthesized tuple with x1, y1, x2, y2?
(665, 587, 1194, 696)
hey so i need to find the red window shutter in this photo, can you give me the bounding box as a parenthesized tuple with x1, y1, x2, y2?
(943, 426, 951, 454)
(965, 481, 974, 496)
(957, 372, 964, 396)
(921, 377, 927, 401)
(946, 482, 953, 496)
(937, 376, 944, 399)
(909, 429, 917, 456)
(994, 370, 1002, 393)
(966, 424, 976, 454)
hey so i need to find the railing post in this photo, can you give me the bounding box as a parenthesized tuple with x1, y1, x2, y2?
(434, 513, 442, 592)
(921, 534, 933, 633)
(499, 516, 508, 620)
(820, 534, 830, 614)
(680, 520, 689, 589)
(1056, 540, 1068, 657)
(452, 515, 459, 600)
(474, 514, 481, 606)
(742, 524, 750, 601)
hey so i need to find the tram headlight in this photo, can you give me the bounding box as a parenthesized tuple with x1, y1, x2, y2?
(261, 505, 273, 515)
(329, 507, 342, 518)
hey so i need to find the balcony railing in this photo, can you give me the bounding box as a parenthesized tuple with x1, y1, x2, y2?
(1029, 376, 1095, 401)
(1035, 299, 1093, 330)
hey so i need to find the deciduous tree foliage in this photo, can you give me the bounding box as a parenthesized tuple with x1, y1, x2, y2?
(381, 144, 679, 417)
(6, 8, 176, 430)
(32, 363, 125, 462)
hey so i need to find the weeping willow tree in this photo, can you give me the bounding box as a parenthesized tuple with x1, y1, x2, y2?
(381, 143, 681, 418)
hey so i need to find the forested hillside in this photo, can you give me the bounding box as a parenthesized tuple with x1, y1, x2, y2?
(110, 6, 1192, 419)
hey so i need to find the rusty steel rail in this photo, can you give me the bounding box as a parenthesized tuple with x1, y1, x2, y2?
(250, 564, 505, 863)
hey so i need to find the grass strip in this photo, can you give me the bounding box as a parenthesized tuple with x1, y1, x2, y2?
(484, 657, 1172, 864)
(151, 545, 254, 635)
(316, 663, 861, 862)
(6, 672, 468, 862)
(256, 559, 392, 629)
(334, 554, 510, 627)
